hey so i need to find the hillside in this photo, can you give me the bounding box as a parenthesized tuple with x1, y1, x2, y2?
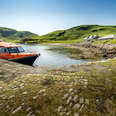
(2, 25, 116, 44)
(0, 27, 38, 42)
(33, 25, 116, 43)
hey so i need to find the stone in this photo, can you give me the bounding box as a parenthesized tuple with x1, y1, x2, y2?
(58, 106, 63, 112)
(73, 103, 80, 110)
(12, 106, 22, 114)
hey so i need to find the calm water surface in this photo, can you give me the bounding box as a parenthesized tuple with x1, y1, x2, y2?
(22, 45, 88, 67)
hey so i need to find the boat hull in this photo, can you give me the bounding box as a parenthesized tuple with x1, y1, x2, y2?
(9, 55, 38, 66)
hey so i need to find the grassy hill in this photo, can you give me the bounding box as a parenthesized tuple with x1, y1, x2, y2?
(2, 25, 116, 44)
(0, 27, 38, 43)
(33, 25, 116, 43)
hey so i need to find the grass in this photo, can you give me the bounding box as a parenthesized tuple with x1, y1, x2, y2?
(48, 46, 83, 56)
(0, 27, 38, 43)
(0, 58, 116, 115)
(30, 25, 116, 44)
(94, 39, 116, 44)
(2, 25, 116, 44)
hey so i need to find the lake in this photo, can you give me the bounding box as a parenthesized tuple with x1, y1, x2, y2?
(22, 45, 89, 67)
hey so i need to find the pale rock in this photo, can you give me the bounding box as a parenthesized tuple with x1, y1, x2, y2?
(33, 95, 38, 100)
(22, 91, 28, 95)
(79, 97, 84, 104)
(79, 104, 84, 111)
(0, 87, 3, 89)
(30, 114, 35, 116)
(66, 111, 71, 115)
(69, 88, 73, 92)
(9, 95, 15, 99)
(85, 99, 89, 105)
(67, 96, 72, 104)
(27, 111, 33, 116)
(39, 89, 46, 94)
(73, 95, 78, 102)
(12, 106, 22, 114)
(58, 106, 63, 112)
(73, 103, 80, 110)
(19, 83, 24, 87)
(26, 107, 32, 112)
(74, 112, 79, 116)
(63, 94, 69, 100)
(71, 92, 74, 95)
(69, 102, 73, 107)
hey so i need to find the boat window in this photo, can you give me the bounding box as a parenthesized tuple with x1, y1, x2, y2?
(8, 47, 19, 53)
(18, 47, 25, 52)
(0, 47, 8, 53)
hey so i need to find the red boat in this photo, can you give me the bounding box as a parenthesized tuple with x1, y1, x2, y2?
(0, 41, 40, 66)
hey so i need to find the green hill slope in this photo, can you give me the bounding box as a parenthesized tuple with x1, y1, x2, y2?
(34, 25, 116, 43)
(0, 27, 38, 42)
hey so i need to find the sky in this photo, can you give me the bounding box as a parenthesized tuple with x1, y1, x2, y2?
(0, 0, 116, 35)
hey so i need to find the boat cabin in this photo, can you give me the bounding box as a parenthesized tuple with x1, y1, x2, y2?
(0, 42, 25, 53)
(0, 46, 25, 53)
(0, 42, 40, 66)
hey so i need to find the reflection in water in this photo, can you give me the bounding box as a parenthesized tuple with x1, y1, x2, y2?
(22, 45, 88, 67)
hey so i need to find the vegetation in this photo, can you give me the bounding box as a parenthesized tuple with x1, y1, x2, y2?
(0, 58, 116, 115)
(31, 25, 116, 43)
(48, 46, 83, 56)
(0, 27, 38, 43)
(94, 39, 116, 44)
(2, 25, 116, 44)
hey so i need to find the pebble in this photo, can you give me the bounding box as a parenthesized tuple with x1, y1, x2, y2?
(8, 95, 15, 99)
(39, 89, 46, 94)
(73, 103, 80, 110)
(19, 83, 24, 87)
(12, 106, 22, 114)
(27, 111, 33, 116)
(63, 94, 69, 99)
(33, 95, 38, 100)
(22, 91, 28, 95)
(79, 97, 84, 104)
(66, 111, 71, 115)
(85, 99, 89, 105)
(0, 87, 3, 89)
(58, 106, 63, 112)
(26, 107, 32, 112)
(69, 102, 73, 107)
(69, 88, 73, 92)
(73, 95, 78, 102)
(67, 96, 72, 104)
(74, 112, 79, 116)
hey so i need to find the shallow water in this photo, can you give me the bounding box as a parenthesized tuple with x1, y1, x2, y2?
(22, 45, 89, 67)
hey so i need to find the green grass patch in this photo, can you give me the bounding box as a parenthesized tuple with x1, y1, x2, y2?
(48, 46, 83, 56)
(94, 39, 116, 44)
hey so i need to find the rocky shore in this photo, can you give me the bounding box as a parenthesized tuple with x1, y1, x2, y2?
(0, 55, 116, 115)
(0, 43, 116, 116)
(47, 42, 116, 59)
(0, 59, 35, 82)
(73, 42, 116, 58)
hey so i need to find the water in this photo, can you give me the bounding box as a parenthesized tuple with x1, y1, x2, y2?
(22, 45, 89, 67)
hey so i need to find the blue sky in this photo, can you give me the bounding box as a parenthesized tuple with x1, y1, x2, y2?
(0, 0, 116, 35)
